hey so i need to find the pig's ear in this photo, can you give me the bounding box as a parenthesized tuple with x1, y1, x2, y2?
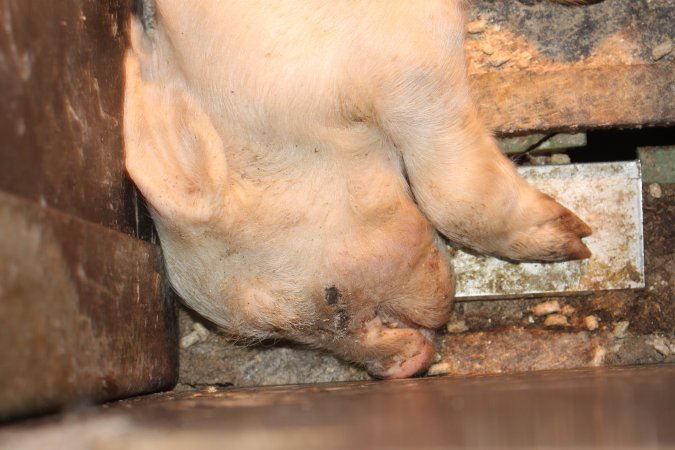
(123, 20, 228, 226)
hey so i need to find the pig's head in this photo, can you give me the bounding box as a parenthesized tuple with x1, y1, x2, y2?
(124, 1, 591, 379)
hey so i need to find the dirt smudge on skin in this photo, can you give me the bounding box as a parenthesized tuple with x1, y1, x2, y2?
(324, 285, 342, 306)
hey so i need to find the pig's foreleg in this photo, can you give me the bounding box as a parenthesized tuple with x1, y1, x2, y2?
(404, 110, 590, 262)
(378, 38, 590, 262)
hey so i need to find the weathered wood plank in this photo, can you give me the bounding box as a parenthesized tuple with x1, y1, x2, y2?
(472, 64, 675, 134)
(0, 192, 178, 421)
(0, 0, 140, 235)
(1, 367, 674, 450)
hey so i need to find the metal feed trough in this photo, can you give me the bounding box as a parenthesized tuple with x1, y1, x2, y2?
(451, 161, 644, 299)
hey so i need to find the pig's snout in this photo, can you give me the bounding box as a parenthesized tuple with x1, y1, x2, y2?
(361, 317, 437, 379)
(311, 230, 454, 378)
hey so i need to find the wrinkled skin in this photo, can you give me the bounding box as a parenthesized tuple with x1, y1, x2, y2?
(124, 0, 591, 379)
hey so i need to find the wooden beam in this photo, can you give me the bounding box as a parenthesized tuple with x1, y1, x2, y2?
(2, 367, 674, 449)
(0, 192, 178, 420)
(471, 63, 675, 135)
(0, 0, 143, 236)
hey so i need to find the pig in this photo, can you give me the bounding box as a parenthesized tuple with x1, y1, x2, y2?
(124, 0, 592, 379)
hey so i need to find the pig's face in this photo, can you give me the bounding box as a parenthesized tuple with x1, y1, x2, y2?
(124, 0, 591, 378)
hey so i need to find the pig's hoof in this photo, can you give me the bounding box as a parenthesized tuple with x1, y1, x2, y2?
(360, 317, 436, 379)
(507, 194, 592, 262)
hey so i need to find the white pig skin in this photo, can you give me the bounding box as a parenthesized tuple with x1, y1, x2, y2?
(124, 0, 592, 379)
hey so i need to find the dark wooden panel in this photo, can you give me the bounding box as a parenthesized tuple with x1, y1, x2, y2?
(0, 192, 178, 421)
(472, 63, 675, 135)
(0, 0, 138, 235)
